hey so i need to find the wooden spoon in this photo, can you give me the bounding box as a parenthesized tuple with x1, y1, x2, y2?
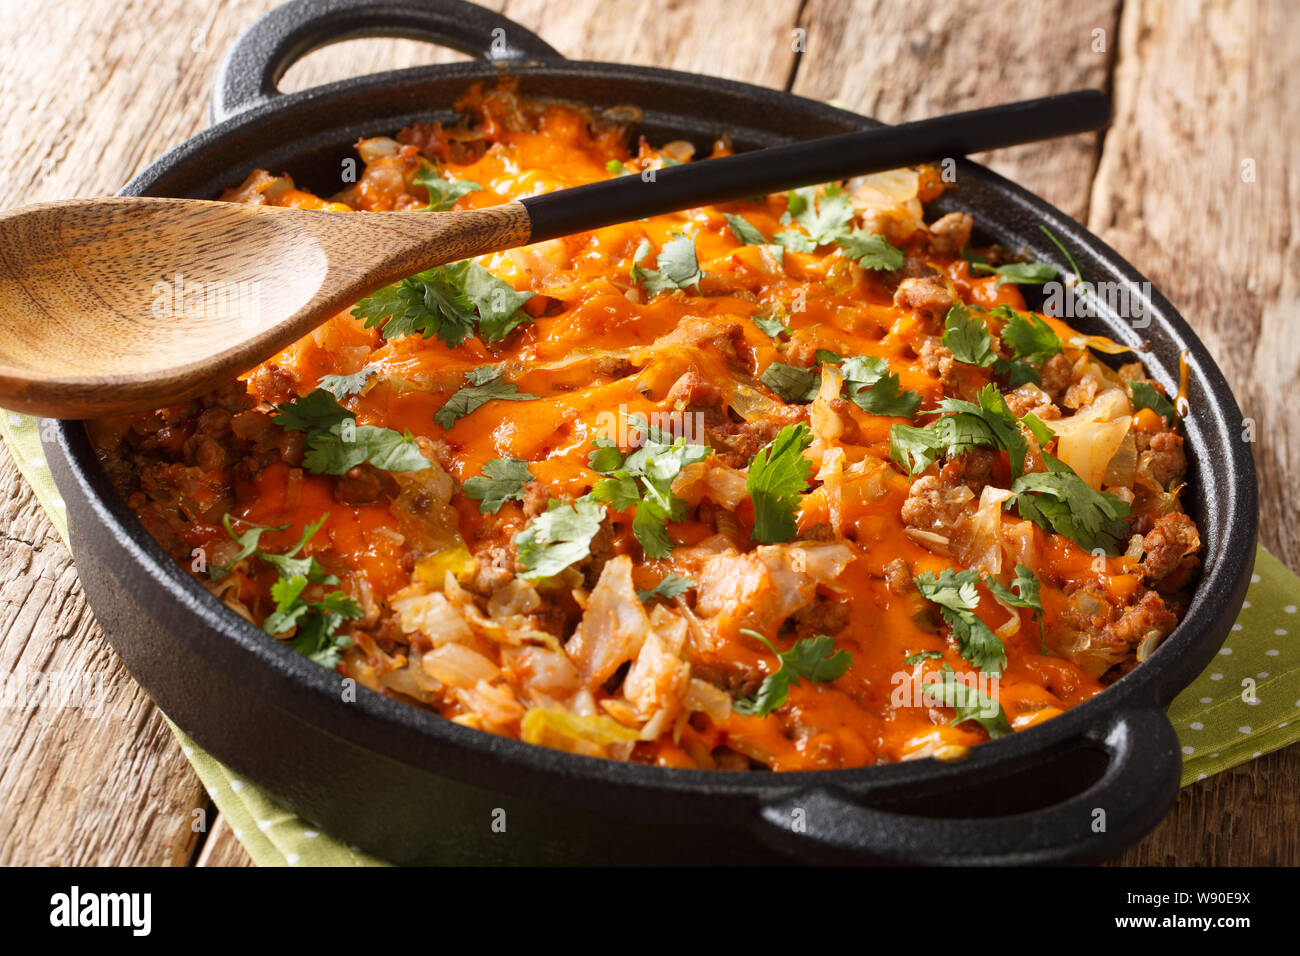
(0, 91, 1107, 418)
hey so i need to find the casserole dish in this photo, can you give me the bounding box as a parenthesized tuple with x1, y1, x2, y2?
(43, 0, 1257, 864)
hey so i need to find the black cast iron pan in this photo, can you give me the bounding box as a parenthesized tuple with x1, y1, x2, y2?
(43, 0, 1258, 864)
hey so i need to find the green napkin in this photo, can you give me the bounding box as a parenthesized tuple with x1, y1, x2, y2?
(3, 412, 1296, 865)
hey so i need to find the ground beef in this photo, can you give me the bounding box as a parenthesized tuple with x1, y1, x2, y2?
(939, 447, 998, 495)
(1039, 353, 1073, 402)
(893, 276, 956, 320)
(791, 597, 851, 640)
(901, 475, 973, 535)
(666, 371, 726, 409)
(1140, 513, 1201, 583)
(578, 520, 615, 588)
(334, 462, 400, 506)
(522, 480, 554, 518)
(926, 212, 973, 257)
(183, 406, 235, 471)
(466, 545, 516, 596)
(704, 323, 756, 375)
(1102, 589, 1179, 653)
(707, 405, 809, 468)
(917, 337, 956, 385)
(1002, 382, 1061, 420)
(1137, 430, 1188, 487)
(1062, 376, 1100, 411)
(882, 557, 914, 594)
(799, 522, 836, 542)
(246, 362, 299, 406)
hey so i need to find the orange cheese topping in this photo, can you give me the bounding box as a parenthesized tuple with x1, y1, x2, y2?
(91, 84, 1200, 771)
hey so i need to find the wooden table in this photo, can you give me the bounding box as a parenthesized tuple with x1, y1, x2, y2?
(1, 0, 1295, 866)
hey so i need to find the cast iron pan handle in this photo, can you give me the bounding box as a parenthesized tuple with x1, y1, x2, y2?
(211, 0, 563, 123)
(754, 705, 1182, 865)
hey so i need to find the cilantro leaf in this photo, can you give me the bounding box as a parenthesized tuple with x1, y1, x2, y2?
(514, 496, 606, 580)
(986, 563, 1043, 614)
(724, 213, 786, 265)
(1007, 454, 1132, 554)
(413, 166, 483, 211)
(761, 353, 920, 417)
(836, 229, 905, 271)
(760, 361, 820, 402)
(746, 422, 813, 544)
(921, 666, 1012, 739)
(214, 514, 289, 581)
(462, 457, 534, 514)
(753, 311, 791, 339)
(221, 512, 361, 667)
(998, 307, 1062, 365)
(773, 229, 817, 253)
(987, 562, 1045, 650)
(971, 259, 1057, 288)
(636, 574, 697, 604)
(302, 425, 431, 475)
(272, 389, 353, 432)
(463, 262, 535, 342)
(991, 306, 1062, 385)
(904, 650, 943, 665)
(286, 590, 364, 666)
(732, 629, 852, 717)
(274, 389, 432, 475)
(352, 261, 478, 346)
(1130, 380, 1176, 420)
(352, 260, 533, 346)
(937, 385, 1031, 479)
(889, 423, 946, 476)
(724, 213, 769, 246)
(265, 575, 362, 667)
(318, 365, 378, 399)
(220, 513, 332, 581)
(631, 235, 703, 296)
(587, 416, 710, 558)
(889, 383, 1039, 478)
(914, 568, 1007, 676)
(839, 355, 922, 418)
(942, 304, 997, 367)
(434, 368, 537, 430)
(783, 184, 853, 245)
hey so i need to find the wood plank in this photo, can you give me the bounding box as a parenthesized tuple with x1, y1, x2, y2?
(0, 444, 207, 865)
(1110, 746, 1299, 866)
(195, 812, 256, 867)
(789, 0, 1121, 220)
(0, 0, 293, 870)
(1088, 0, 1300, 569)
(500, 0, 802, 87)
(1091, 0, 1300, 867)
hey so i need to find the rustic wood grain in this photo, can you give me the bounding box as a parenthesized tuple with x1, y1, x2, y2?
(1088, 0, 1300, 567)
(0, 445, 208, 866)
(0, 0, 1294, 867)
(789, 0, 1121, 221)
(1090, 0, 1300, 867)
(195, 812, 255, 867)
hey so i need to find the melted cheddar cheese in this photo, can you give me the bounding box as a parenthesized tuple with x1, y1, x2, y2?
(89, 84, 1201, 771)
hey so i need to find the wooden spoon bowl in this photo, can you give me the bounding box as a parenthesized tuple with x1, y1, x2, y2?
(0, 91, 1108, 418)
(0, 197, 528, 417)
